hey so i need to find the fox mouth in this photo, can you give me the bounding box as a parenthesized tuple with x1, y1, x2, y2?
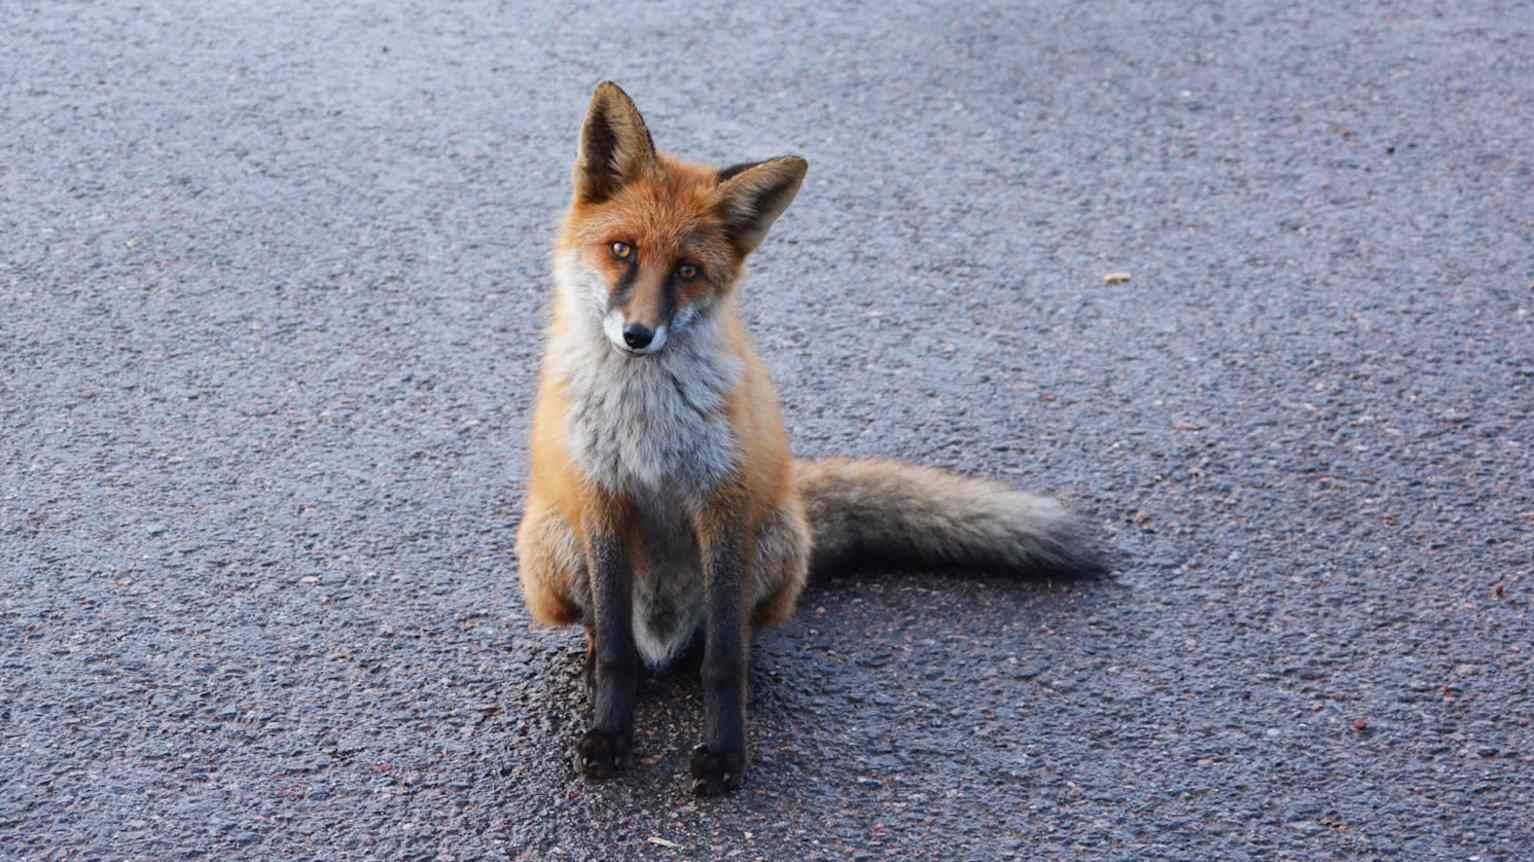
(612, 342, 658, 357)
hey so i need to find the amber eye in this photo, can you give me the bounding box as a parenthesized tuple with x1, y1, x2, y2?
(610, 241, 633, 260)
(677, 263, 698, 281)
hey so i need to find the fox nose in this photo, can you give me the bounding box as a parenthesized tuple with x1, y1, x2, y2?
(622, 323, 654, 350)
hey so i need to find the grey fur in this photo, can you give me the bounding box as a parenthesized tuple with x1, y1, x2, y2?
(628, 490, 707, 666)
(794, 458, 1107, 579)
(547, 251, 750, 666)
(549, 251, 742, 500)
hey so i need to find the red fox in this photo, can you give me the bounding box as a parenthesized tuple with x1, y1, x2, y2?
(516, 82, 1105, 796)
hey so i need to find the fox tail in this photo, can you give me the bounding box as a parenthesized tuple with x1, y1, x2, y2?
(793, 458, 1107, 579)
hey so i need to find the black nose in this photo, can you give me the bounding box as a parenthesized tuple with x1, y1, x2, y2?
(622, 323, 654, 350)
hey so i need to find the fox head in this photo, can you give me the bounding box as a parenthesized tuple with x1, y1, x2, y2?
(555, 82, 807, 356)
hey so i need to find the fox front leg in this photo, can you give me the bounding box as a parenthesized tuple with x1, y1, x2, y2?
(691, 511, 751, 796)
(576, 508, 638, 779)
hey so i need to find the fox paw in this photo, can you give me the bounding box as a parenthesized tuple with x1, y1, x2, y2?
(576, 729, 631, 780)
(689, 744, 744, 796)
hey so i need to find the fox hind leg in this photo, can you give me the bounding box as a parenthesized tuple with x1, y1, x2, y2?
(515, 500, 588, 627)
(749, 503, 812, 630)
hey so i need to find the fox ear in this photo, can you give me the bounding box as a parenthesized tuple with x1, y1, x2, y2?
(716, 156, 808, 255)
(573, 82, 657, 204)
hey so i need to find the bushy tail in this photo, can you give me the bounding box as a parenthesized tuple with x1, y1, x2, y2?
(793, 458, 1107, 579)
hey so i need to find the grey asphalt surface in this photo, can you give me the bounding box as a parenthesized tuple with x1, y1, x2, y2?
(4, 1, 1532, 859)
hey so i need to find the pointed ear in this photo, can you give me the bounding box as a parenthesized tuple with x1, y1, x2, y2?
(715, 156, 808, 255)
(573, 82, 657, 204)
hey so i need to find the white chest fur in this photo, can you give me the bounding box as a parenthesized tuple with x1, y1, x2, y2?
(547, 254, 743, 500)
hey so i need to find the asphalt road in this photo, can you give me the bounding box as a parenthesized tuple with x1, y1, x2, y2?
(4, 1, 1532, 859)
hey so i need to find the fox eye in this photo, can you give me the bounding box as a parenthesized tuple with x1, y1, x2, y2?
(610, 241, 633, 260)
(677, 263, 698, 280)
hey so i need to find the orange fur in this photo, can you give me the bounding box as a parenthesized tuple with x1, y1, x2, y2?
(517, 243, 806, 626)
(518, 105, 809, 633)
(517, 84, 1103, 795)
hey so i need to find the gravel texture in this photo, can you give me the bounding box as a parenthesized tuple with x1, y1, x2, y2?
(4, 1, 1532, 859)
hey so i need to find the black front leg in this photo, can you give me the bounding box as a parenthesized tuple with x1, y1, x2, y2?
(691, 514, 750, 796)
(577, 509, 638, 780)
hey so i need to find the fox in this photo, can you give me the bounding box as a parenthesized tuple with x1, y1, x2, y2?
(515, 82, 1106, 796)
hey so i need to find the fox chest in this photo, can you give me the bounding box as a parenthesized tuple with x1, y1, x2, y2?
(558, 353, 740, 499)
